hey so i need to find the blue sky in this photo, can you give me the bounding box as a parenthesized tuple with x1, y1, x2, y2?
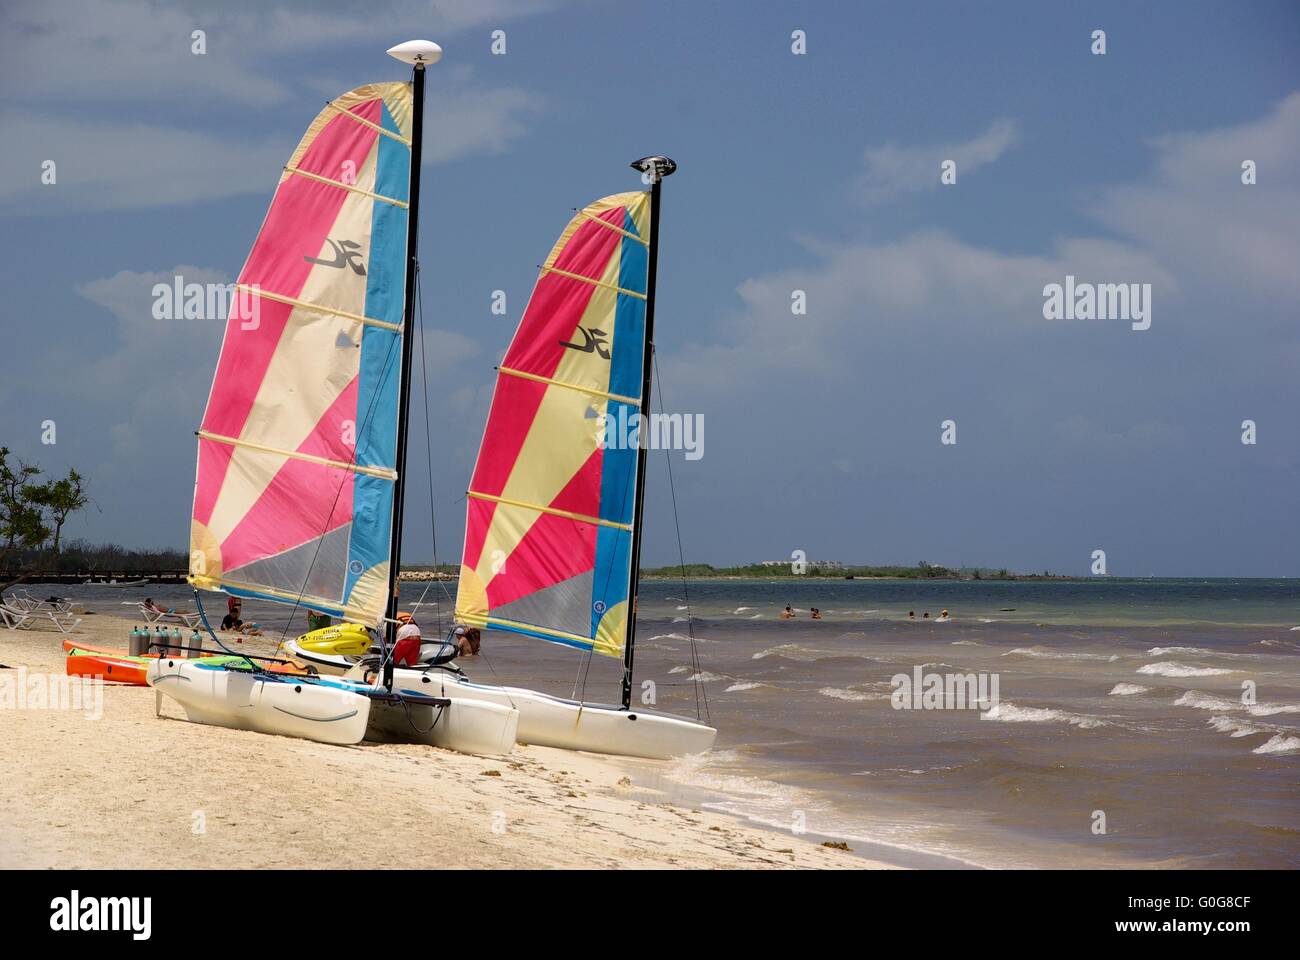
(2, 0, 1298, 576)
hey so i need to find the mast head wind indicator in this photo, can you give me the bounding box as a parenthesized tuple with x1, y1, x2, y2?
(630, 156, 676, 183)
(386, 39, 443, 65)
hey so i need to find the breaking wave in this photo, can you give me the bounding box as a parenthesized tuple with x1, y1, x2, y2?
(1109, 683, 1150, 696)
(1177, 689, 1300, 717)
(980, 702, 1106, 728)
(818, 687, 885, 702)
(1003, 646, 1118, 662)
(1136, 661, 1232, 678)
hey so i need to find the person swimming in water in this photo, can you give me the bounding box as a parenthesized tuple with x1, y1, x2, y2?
(780, 605, 796, 619)
(810, 607, 823, 620)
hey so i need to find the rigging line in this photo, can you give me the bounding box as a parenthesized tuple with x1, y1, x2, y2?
(415, 262, 450, 637)
(192, 588, 256, 671)
(653, 349, 709, 723)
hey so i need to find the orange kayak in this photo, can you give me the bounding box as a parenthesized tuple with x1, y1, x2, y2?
(64, 640, 310, 682)
(66, 651, 151, 685)
(63, 638, 168, 657)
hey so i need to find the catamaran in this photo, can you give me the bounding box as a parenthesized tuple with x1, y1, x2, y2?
(148, 40, 517, 757)
(286, 157, 717, 760)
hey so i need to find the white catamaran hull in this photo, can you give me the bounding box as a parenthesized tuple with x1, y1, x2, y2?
(147, 658, 371, 746)
(364, 694, 517, 757)
(288, 640, 714, 759)
(388, 667, 715, 760)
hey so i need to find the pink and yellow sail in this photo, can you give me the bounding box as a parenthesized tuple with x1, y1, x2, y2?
(189, 82, 413, 627)
(456, 191, 651, 658)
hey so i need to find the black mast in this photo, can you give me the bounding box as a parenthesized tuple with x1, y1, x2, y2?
(621, 155, 675, 710)
(382, 52, 431, 691)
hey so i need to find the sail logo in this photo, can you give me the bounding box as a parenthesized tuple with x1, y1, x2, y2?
(305, 237, 367, 275)
(891, 666, 999, 712)
(597, 406, 704, 461)
(49, 891, 151, 940)
(1042, 275, 1152, 331)
(152, 277, 260, 329)
(559, 325, 611, 359)
(0, 667, 102, 720)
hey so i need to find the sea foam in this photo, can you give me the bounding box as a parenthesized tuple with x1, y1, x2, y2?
(1003, 646, 1117, 662)
(980, 702, 1106, 728)
(1136, 661, 1232, 678)
(1109, 683, 1150, 696)
(818, 687, 884, 702)
(1177, 689, 1300, 717)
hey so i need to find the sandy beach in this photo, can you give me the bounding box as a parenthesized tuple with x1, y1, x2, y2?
(0, 612, 888, 870)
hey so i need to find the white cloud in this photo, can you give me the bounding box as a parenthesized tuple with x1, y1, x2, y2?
(1093, 93, 1300, 303)
(0, 0, 565, 106)
(857, 118, 1020, 203)
(424, 84, 546, 164)
(671, 229, 1175, 390)
(1, 80, 544, 214)
(0, 1, 555, 214)
(70, 266, 228, 471)
(0, 112, 293, 212)
(672, 95, 1300, 400)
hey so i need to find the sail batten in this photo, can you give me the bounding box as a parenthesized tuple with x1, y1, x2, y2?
(540, 265, 647, 299)
(456, 191, 650, 658)
(190, 81, 414, 627)
(497, 365, 640, 405)
(235, 285, 404, 331)
(283, 164, 410, 207)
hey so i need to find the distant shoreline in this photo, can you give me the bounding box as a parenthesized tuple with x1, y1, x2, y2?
(636, 574, 1081, 582)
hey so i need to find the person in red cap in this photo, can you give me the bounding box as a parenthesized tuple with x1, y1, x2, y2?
(392, 620, 423, 667)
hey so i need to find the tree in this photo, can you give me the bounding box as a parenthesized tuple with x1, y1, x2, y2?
(0, 447, 49, 564)
(29, 468, 91, 555)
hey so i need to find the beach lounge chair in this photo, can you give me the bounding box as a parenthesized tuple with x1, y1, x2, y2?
(0, 602, 38, 630)
(137, 602, 201, 628)
(3, 592, 36, 612)
(13, 590, 76, 614)
(42, 609, 82, 634)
